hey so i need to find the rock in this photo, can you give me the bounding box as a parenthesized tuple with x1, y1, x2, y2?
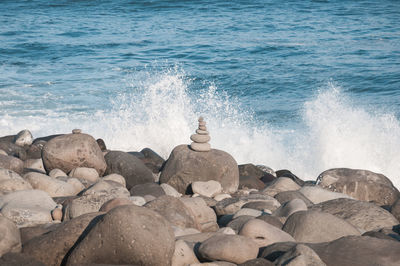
(176, 232, 216, 243)
(198, 234, 259, 264)
(214, 193, 231, 201)
(99, 197, 133, 212)
(226, 215, 255, 233)
(180, 197, 218, 232)
(0, 141, 27, 160)
(64, 177, 85, 194)
(238, 258, 274, 266)
(96, 138, 107, 151)
(102, 173, 126, 187)
(172, 239, 200, 266)
(25, 141, 45, 160)
(130, 182, 165, 198)
(23, 159, 45, 173)
(273, 199, 308, 217)
(190, 117, 212, 152)
(173, 227, 201, 237)
(66, 205, 175, 266)
(283, 210, 360, 243)
(239, 163, 269, 179)
(51, 205, 63, 221)
(144, 195, 199, 230)
(317, 168, 400, 206)
(275, 244, 326, 266)
(0, 149, 7, 155)
(262, 177, 301, 197)
(24, 172, 78, 197)
(298, 186, 353, 204)
(22, 212, 104, 266)
(129, 196, 146, 206)
(274, 191, 314, 207)
(233, 208, 262, 219)
(310, 198, 399, 231)
(391, 198, 400, 221)
(14, 129, 33, 146)
(104, 151, 154, 189)
(0, 190, 57, 227)
(242, 200, 280, 212)
(0, 215, 21, 256)
(362, 230, 400, 241)
(139, 148, 165, 174)
(49, 168, 67, 178)
(160, 144, 239, 194)
(0, 154, 24, 174)
(239, 219, 295, 247)
(239, 175, 266, 190)
(217, 227, 236, 235)
(275, 170, 305, 186)
(257, 165, 277, 177)
(161, 183, 183, 197)
(69, 167, 100, 184)
(308, 236, 400, 266)
(0, 168, 32, 193)
(42, 131, 107, 176)
(260, 241, 298, 262)
(0, 252, 45, 266)
(256, 214, 284, 229)
(214, 194, 280, 216)
(20, 223, 61, 245)
(192, 180, 222, 198)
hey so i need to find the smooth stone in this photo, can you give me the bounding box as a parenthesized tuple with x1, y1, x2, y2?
(196, 129, 209, 135)
(140, 148, 165, 174)
(66, 205, 175, 266)
(298, 185, 353, 204)
(192, 180, 222, 198)
(0, 190, 56, 227)
(317, 168, 400, 206)
(160, 145, 239, 194)
(0, 215, 21, 256)
(172, 240, 200, 266)
(239, 175, 266, 190)
(0, 252, 45, 266)
(190, 142, 211, 152)
(275, 244, 326, 266)
(226, 215, 255, 233)
(0, 154, 24, 174)
(69, 167, 100, 184)
(190, 134, 211, 143)
(24, 172, 78, 197)
(199, 125, 207, 131)
(274, 190, 314, 207)
(129, 196, 146, 206)
(310, 198, 399, 231)
(102, 173, 126, 187)
(48, 168, 67, 178)
(233, 208, 262, 219)
(214, 193, 231, 201)
(239, 219, 295, 248)
(0, 168, 32, 193)
(23, 159, 45, 173)
(214, 194, 281, 216)
(256, 214, 284, 229)
(180, 197, 218, 232)
(198, 234, 259, 264)
(42, 132, 107, 176)
(217, 227, 236, 235)
(242, 201, 278, 212)
(173, 227, 201, 237)
(391, 198, 400, 221)
(14, 129, 33, 147)
(130, 182, 165, 198)
(65, 177, 85, 194)
(282, 210, 361, 243)
(0, 149, 7, 155)
(238, 258, 274, 266)
(273, 198, 308, 217)
(99, 197, 134, 212)
(161, 183, 183, 197)
(0, 140, 27, 160)
(262, 177, 301, 197)
(96, 138, 107, 151)
(275, 170, 305, 186)
(51, 206, 63, 221)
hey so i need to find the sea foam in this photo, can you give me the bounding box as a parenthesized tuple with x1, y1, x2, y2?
(0, 69, 399, 188)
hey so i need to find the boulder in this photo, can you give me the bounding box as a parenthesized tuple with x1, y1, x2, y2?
(233, 208, 262, 219)
(160, 145, 239, 194)
(274, 191, 314, 207)
(130, 182, 165, 198)
(0, 252, 45, 266)
(391, 198, 400, 221)
(0, 141, 27, 160)
(172, 239, 200, 266)
(275, 244, 326, 266)
(161, 183, 183, 197)
(239, 219, 295, 247)
(104, 151, 154, 189)
(241, 201, 277, 211)
(144, 195, 199, 230)
(238, 258, 274, 266)
(0, 215, 21, 256)
(66, 205, 175, 266)
(0, 190, 57, 227)
(140, 148, 165, 173)
(22, 212, 104, 266)
(180, 197, 218, 232)
(102, 173, 126, 187)
(308, 236, 400, 266)
(49, 168, 67, 178)
(298, 186, 353, 204)
(99, 197, 134, 212)
(23, 159, 45, 173)
(198, 234, 259, 264)
(256, 214, 283, 229)
(0, 168, 32, 193)
(214, 194, 280, 216)
(14, 129, 33, 146)
(24, 172, 77, 197)
(192, 180, 222, 198)
(25, 141, 45, 160)
(226, 215, 255, 233)
(282, 210, 360, 243)
(239, 175, 266, 190)
(0, 154, 24, 174)
(262, 177, 301, 197)
(275, 170, 305, 186)
(273, 198, 307, 217)
(317, 168, 400, 206)
(310, 198, 399, 231)
(42, 132, 107, 176)
(239, 163, 269, 179)
(69, 167, 100, 184)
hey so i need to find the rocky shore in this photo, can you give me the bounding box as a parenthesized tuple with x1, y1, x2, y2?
(1, 121, 400, 266)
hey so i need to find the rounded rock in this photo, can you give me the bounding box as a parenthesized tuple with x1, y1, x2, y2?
(190, 142, 211, 152)
(190, 134, 211, 143)
(0, 215, 22, 256)
(14, 129, 33, 147)
(192, 180, 222, 198)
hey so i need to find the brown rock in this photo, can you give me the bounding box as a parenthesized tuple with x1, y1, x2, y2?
(0, 154, 24, 174)
(0, 215, 21, 256)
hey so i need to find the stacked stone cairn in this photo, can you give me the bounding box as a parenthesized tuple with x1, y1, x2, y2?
(190, 116, 211, 152)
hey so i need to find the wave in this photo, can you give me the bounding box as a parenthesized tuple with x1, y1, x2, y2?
(1, 68, 399, 188)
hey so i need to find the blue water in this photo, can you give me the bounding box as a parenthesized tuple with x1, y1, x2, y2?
(1, 0, 400, 186)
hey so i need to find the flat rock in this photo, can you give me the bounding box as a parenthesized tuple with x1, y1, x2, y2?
(23, 159, 45, 173)
(66, 205, 175, 266)
(262, 177, 301, 197)
(160, 145, 239, 194)
(190, 142, 211, 152)
(190, 134, 211, 143)
(0, 215, 21, 256)
(317, 168, 400, 206)
(180, 197, 218, 232)
(42, 132, 107, 176)
(310, 198, 399, 231)
(198, 234, 259, 264)
(214, 194, 281, 216)
(192, 180, 222, 198)
(282, 210, 360, 243)
(239, 219, 295, 247)
(104, 151, 154, 189)
(233, 208, 262, 219)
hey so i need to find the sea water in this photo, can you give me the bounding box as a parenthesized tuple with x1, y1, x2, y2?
(1, 0, 399, 187)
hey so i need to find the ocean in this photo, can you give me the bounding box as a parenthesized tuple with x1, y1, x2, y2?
(1, 0, 399, 187)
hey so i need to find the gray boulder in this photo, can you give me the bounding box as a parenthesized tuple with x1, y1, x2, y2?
(0, 215, 21, 256)
(0, 154, 24, 174)
(275, 244, 326, 266)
